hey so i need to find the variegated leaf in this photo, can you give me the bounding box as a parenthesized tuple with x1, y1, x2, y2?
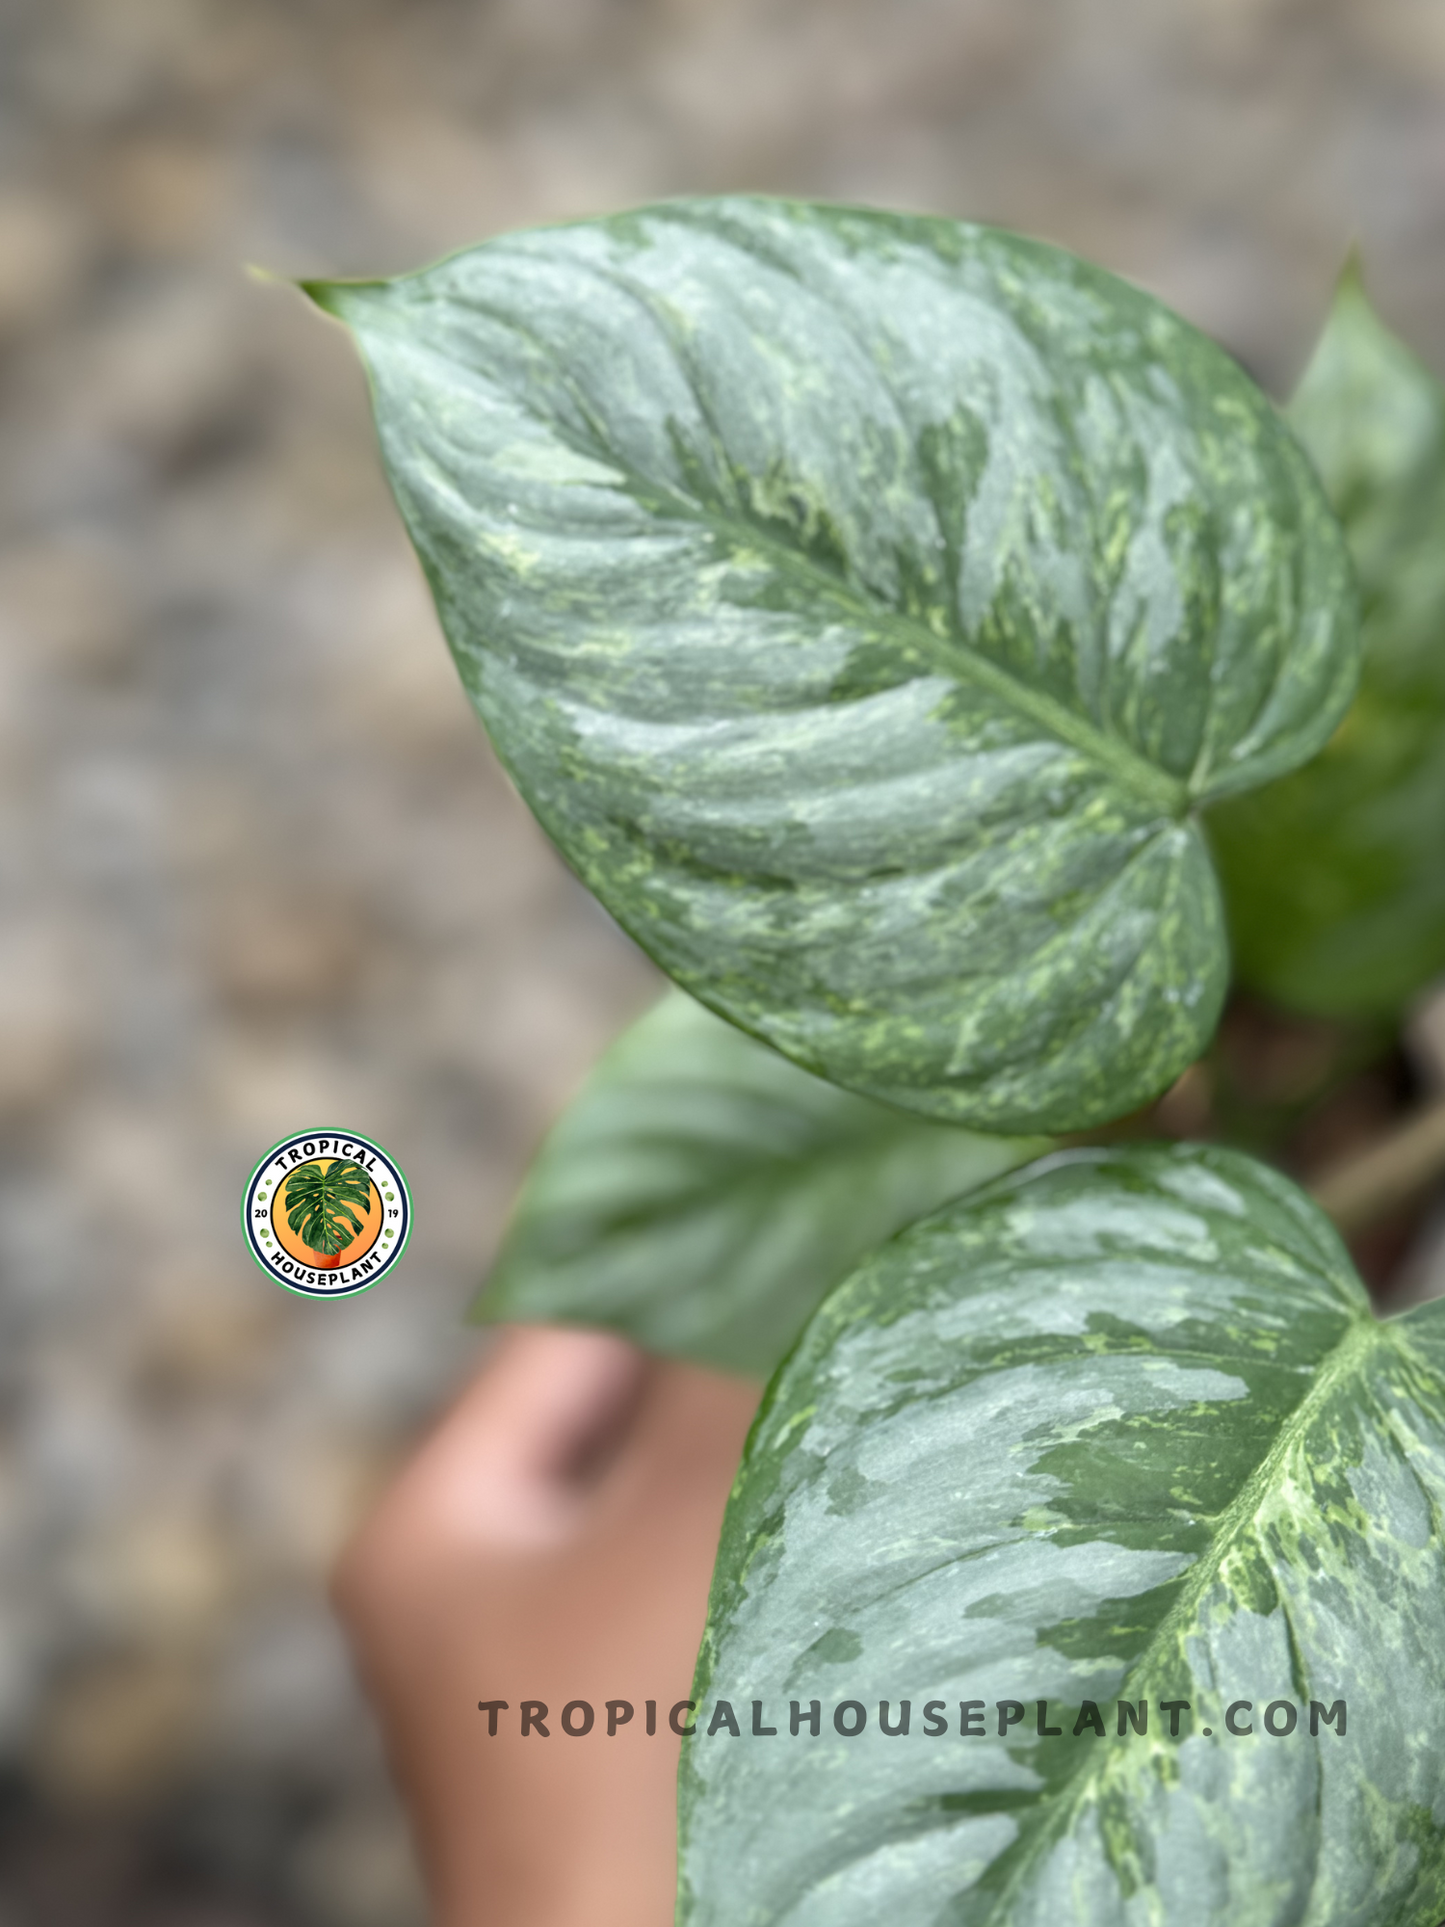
(308, 200, 1356, 1132)
(680, 1144, 1445, 1926)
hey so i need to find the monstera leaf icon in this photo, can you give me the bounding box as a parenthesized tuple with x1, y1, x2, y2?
(284, 1159, 373, 1262)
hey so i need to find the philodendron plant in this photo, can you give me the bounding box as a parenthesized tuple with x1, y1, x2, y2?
(306, 201, 1445, 1923)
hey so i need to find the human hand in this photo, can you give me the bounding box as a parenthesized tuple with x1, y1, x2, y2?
(332, 1327, 760, 1926)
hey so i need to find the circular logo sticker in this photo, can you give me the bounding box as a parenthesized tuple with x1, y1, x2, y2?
(242, 1130, 411, 1298)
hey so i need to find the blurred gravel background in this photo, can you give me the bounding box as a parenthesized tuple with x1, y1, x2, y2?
(1, 1, 1443, 1921)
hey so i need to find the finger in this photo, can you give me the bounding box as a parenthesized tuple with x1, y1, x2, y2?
(330, 1346, 761, 1927)
(352, 1327, 654, 1563)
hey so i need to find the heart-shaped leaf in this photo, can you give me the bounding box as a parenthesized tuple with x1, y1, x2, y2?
(476, 989, 1047, 1375)
(308, 200, 1356, 1132)
(680, 1144, 1445, 1925)
(1211, 266, 1445, 1016)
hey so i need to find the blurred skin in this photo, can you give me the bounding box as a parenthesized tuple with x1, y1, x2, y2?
(332, 1327, 762, 1926)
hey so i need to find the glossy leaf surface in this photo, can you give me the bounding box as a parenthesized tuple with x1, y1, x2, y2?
(1211, 269, 1445, 1015)
(680, 1144, 1445, 1926)
(309, 199, 1355, 1132)
(476, 990, 1046, 1375)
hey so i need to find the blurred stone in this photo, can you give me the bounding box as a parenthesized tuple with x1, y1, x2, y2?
(133, 1290, 289, 1398)
(201, 883, 367, 1016)
(50, 281, 253, 484)
(198, 1032, 378, 1145)
(31, 1654, 207, 1807)
(0, 540, 138, 678)
(69, 1514, 239, 1643)
(0, 924, 91, 1121)
(65, 1103, 188, 1237)
(213, 1606, 362, 1775)
(287, 1800, 426, 1927)
(102, 137, 232, 258)
(245, 1434, 390, 1582)
(0, 192, 90, 342)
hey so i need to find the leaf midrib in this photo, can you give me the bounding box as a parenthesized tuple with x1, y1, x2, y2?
(684, 502, 1193, 820)
(371, 303, 1193, 821)
(978, 1304, 1382, 1925)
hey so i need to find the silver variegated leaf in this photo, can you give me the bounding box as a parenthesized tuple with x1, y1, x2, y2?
(308, 199, 1356, 1133)
(680, 1144, 1445, 1926)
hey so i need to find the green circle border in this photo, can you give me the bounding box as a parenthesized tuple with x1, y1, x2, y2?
(242, 1126, 413, 1299)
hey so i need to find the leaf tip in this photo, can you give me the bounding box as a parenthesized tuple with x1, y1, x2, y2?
(1327, 243, 1377, 322)
(1336, 241, 1366, 291)
(295, 277, 388, 326)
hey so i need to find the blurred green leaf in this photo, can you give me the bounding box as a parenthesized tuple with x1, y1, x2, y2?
(681, 1144, 1445, 1924)
(475, 991, 1047, 1375)
(1211, 265, 1445, 1015)
(310, 198, 1355, 1133)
